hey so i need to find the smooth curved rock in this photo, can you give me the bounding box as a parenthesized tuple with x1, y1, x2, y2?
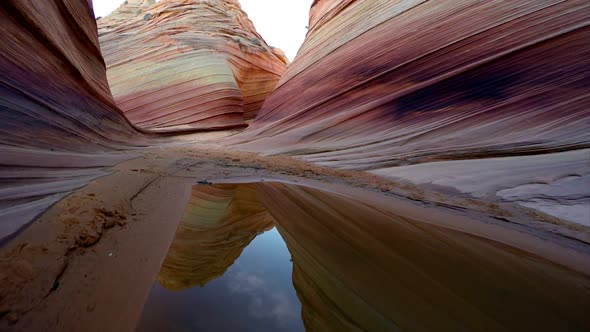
(98, 0, 288, 132)
(373, 149, 590, 225)
(0, 0, 144, 241)
(231, 0, 590, 223)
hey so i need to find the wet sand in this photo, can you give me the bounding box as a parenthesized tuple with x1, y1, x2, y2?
(0, 145, 589, 331)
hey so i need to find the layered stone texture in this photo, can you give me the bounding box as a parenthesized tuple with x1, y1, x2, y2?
(98, 0, 288, 132)
(0, 0, 143, 241)
(374, 149, 590, 226)
(233, 0, 590, 224)
(256, 183, 590, 331)
(157, 184, 274, 290)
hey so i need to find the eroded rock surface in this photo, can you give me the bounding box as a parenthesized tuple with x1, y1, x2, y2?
(98, 0, 288, 132)
(233, 0, 590, 224)
(0, 0, 143, 241)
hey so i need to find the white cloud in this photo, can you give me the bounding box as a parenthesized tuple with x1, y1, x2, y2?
(91, 0, 312, 60)
(227, 270, 299, 324)
(228, 270, 264, 293)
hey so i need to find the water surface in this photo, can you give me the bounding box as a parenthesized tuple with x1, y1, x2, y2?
(136, 182, 590, 332)
(138, 227, 303, 331)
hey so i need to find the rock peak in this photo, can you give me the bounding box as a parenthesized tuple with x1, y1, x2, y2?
(98, 0, 287, 132)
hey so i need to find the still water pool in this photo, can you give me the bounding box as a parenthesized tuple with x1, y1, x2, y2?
(138, 227, 303, 332)
(135, 182, 590, 331)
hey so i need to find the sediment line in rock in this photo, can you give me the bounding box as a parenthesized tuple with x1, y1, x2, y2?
(0, 0, 147, 241)
(98, 0, 288, 132)
(229, 0, 590, 224)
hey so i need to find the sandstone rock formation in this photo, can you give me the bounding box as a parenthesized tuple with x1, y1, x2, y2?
(233, 0, 590, 224)
(98, 0, 288, 132)
(0, 0, 143, 241)
(157, 184, 274, 290)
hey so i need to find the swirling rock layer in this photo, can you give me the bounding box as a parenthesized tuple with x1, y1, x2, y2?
(238, 0, 590, 163)
(0, 0, 142, 241)
(98, 0, 288, 132)
(232, 0, 590, 223)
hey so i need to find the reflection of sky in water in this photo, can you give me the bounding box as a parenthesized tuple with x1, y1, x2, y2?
(137, 228, 303, 331)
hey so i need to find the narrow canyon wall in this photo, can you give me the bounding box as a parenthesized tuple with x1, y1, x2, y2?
(234, 0, 590, 224)
(0, 0, 144, 241)
(98, 0, 288, 132)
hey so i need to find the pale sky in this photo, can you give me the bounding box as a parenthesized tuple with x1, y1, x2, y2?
(92, 0, 313, 60)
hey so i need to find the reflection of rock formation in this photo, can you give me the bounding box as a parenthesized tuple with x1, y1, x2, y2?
(98, 0, 287, 132)
(255, 183, 590, 331)
(0, 0, 143, 240)
(232, 0, 590, 224)
(157, 184, 274, 290)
